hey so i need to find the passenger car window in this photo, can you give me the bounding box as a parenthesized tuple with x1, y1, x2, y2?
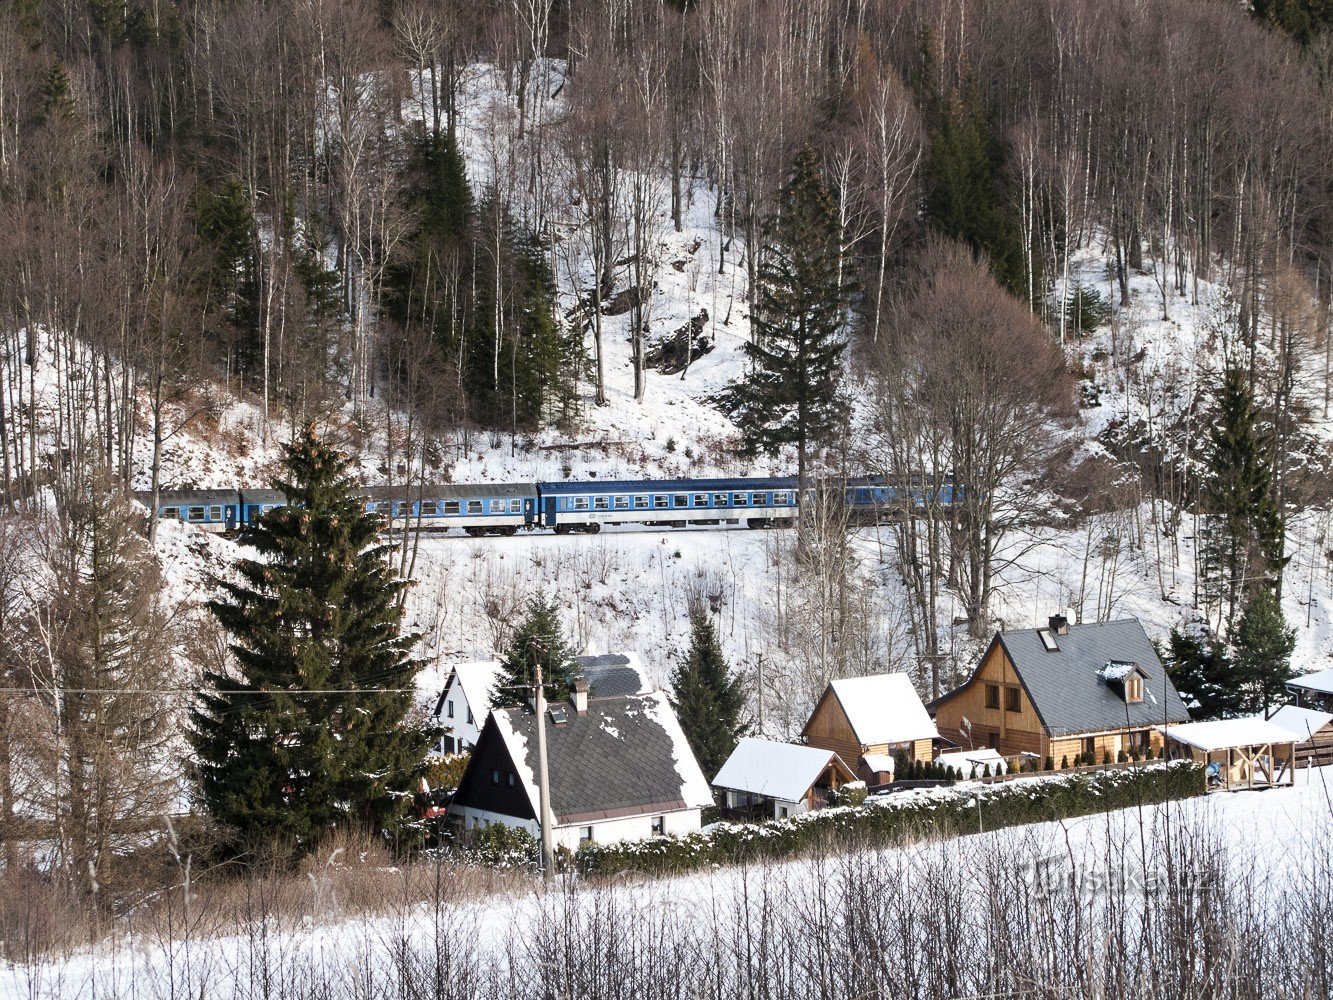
(466, 500, 483, 514)
(444, 500, 461, 515)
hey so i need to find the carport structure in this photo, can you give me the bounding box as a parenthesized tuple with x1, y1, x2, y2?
(1156, 718, 1298, 791)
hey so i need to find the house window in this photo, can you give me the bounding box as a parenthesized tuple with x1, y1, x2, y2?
(986, 732, 1001, 750)
(1005, 687, 1020, 713)
(985, 684, 1000, 709)
(446, 700, 454, 719)
(507, 772, 515, 788)
(1083, 737, 1096, 759)
(651, 815, 665, 836)
(466, 707, 474, 724)
(579, 826, 594, 846)
(490, 769, 500, 786)
(1125, 676, 1144, 703)
(778, 806, 789, 819)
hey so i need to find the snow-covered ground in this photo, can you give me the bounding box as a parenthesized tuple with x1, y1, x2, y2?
(7, 765, 1330, 999)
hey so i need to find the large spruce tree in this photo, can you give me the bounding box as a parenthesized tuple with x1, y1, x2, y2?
(725, 145, 850, 490)
(1202, 362, 1285, 626)
(669, 608, 747, 779)
(190, 426, 432, 861)
(1232, 591, 1297, 714)
(491, 594, 576, 709)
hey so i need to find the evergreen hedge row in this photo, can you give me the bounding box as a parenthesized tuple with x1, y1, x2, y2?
(574, 761, 1204, 878)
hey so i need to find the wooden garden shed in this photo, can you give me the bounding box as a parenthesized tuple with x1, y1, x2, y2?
(1157, 718, 1298, 791)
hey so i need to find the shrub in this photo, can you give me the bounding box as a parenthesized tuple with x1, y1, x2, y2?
(832, 782, 867, 807)
(1060, 756, 1069, 770)
(575, 762, 1204, 878)
(1044, 756, 1054, 772)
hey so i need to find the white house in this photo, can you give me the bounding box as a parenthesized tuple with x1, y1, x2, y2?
(447, 681, 712, 851)
(432, 652, 652, 755)
(712, 738, 855, 819)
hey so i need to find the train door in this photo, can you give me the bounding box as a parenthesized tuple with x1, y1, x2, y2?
(543, 495, 558, 527)
(226, 504, 240, 532)
(525, 497, 536, 525)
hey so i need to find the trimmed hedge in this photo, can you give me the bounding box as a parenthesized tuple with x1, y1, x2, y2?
(575, 761, 1204, 877)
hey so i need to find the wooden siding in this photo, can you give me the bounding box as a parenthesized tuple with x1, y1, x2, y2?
(802, 688, 862, 764)
(933, 640, 1044, 758)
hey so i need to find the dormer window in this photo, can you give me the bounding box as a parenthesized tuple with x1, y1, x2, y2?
(1125, 675, 1143, 703)
(1098, 661, 1145, 704)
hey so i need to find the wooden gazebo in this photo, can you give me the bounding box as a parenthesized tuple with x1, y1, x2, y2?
(1157, 718, 1299, 791)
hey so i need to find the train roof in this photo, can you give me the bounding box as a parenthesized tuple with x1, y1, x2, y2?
(239, 489, 287, 504)
(418, 482, 538, 499)
(135, 489, 241, 505)
(537, 476, 800, 495)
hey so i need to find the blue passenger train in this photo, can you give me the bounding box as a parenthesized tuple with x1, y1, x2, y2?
(134, 474, 962, 536)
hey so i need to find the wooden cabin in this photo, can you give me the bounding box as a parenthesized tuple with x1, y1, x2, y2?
(802, 673, 938, 781)
(931, 615, 1190, 762)
(1285, 669, 1333, 713)
(1267, 705, 1333, 766)
(712, 738, 856, 820)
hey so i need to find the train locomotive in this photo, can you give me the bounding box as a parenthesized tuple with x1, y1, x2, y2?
(134, 475, 960, 536)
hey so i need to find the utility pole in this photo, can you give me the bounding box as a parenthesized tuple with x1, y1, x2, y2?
(756, 653, 765, 737)
(534, 660, 555, 881)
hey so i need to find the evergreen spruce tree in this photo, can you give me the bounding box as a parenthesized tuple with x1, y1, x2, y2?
(1233, 591, 1297, 714)
(724, 145, 851, 491)
(190, 427, 432, 861)
(668, 608, 747, 779)
(1164, 626, 1240, 720)
(491, 594, 576, 708)
(1202, 362, 1286, 626)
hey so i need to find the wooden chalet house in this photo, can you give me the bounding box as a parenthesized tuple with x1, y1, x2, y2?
(1268, 704, 1333, 766)
(712, 738, 856, 820)
(801, 674, 938, 782)
(447, 680, 713, 850)
(931, 615, 1190, 762)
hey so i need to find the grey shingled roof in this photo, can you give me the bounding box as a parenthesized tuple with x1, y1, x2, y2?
(575, 654, 650, 698)
(998, 619, 1189, 735)
(498, 692, 709, 823)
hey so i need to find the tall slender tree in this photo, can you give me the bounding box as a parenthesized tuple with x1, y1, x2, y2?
(725, 145, 851, 490)
(1232, 591, 1297, 714)
(669, 607, 747, 779)
(190, 426, 432, 861)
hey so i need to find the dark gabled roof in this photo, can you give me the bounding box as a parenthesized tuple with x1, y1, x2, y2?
(994, 619, 1190, 735)
(574, 653, 651, 698)
(458, 691, 712, 825)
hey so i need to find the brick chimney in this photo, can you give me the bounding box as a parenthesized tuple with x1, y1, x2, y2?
(1048, 613, 1069, 636)
(571, 677, 589, 715)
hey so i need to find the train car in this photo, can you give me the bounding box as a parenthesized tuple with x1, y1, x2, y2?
(135, 489, 243, 533)
(364, 483, 537, 535)
(239, 489, 288, 527)
(536, 477, 800, 533)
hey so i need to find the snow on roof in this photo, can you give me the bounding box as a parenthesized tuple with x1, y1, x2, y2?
(862, 753, 895, 774)
(1267, 705, 1333, 742)
(828, 674, 939, 746)
(445, 659, 504, 719)
(712, 738, 849, 803)
(1157, 717, 1299, 752)
(1097, 660, 1142, 682)
(935, 748, 1008, 777)
(1287, 668, 1333, 696)
(642, 691, 715, 810)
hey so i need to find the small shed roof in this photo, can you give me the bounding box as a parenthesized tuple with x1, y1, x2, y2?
(1157, 717, 1298, 752)
(1267, 705, 1333, 742)
(862, 753, 896, 774)
(1287, 668, 1333, 697)
(712, 738, 851, 803)
(827, 673, 939, 746)
(936, 747, 1007, 777)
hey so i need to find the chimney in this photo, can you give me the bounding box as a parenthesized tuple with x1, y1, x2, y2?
(571, 677, 589, 715)
(1049, 614, 1069, 636)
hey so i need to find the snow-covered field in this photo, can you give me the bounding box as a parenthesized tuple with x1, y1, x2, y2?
(7, 766, 1329, 999)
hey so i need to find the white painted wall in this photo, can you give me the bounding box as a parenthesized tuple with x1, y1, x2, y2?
(449, 804, 703, 850)
(438, 676, 485, 752)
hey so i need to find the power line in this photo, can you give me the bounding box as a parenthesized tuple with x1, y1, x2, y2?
(0, 687, 420, 696)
